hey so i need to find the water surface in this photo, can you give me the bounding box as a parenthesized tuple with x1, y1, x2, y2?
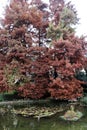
(0, 105, 87, 130)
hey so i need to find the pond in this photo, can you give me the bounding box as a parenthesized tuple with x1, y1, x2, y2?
(0, 103, 87, 130)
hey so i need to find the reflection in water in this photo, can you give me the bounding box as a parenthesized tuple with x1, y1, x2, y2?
(13, 115, 18, 127)
(0, 106, 87, 130)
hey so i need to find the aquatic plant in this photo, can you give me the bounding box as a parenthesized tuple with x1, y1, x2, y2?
(60, 105, 83, 121)
(12, 106, 64, 119)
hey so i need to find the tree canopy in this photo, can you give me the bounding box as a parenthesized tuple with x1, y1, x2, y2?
(0, 0, 87, 100)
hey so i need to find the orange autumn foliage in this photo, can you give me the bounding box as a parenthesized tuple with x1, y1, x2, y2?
(0, 0, 87, 100)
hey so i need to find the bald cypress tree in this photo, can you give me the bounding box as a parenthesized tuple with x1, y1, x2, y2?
(0, 0, 87, 100)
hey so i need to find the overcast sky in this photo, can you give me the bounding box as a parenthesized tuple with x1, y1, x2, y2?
(0, 0, 87, 37)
